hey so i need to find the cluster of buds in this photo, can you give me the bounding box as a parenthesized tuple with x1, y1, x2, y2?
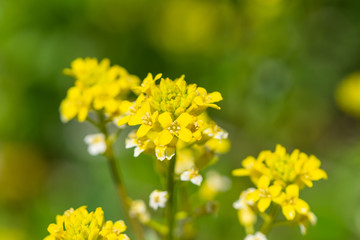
(232, 144, 327, 238)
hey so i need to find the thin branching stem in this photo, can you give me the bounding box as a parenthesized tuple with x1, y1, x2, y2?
(88, 112, 145, 240)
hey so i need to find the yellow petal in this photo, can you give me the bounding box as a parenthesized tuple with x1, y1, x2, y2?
(78, 107, 88, 122)
(295, 199, 309, 214)
(258, 198, 271, 212)
(208, 91, 223, 103)
(117, 115, 131, 126)
(136, 124, 152, 137)
(176, 113, 193, 127)
(312, 169, 328, 180)
(128, 111, 143, 126)
(158, 112, 173, 128)
(246, 190, 260, 204)
(257, 176, 270, 189)
(141, 101, 151, 114)
(194, 96, 204, 106)
(232, 168, 250, 176)
(178, 128, 192, 142)
(286, 184, 299, 198)
(158, 130, 174, 146)
(269, 185, 282, 197)
(282, 205, 296, 220)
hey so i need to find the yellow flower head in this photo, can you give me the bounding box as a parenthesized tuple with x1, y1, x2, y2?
(336, 72, 360, 118)
(233, 144, 327, 188)
(44, 206, 129, 240)
(60, 57, 140, 123)
(121, 73, 224, 161)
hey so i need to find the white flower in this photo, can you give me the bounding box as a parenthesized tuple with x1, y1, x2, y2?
(205, 171, 231, 192)
(180, 169, 203, 186)
(149, 190, 168, 210)
(244, 232, 267, 240)
(129, 200, 150, 223)
(125, 131, 151, 157)
(84, 133, 106, 156)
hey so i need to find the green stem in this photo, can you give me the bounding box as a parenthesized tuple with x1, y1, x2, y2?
(94, 112, 145, 240)
(144, 220, 169, 236)
(166, 155, 177, 240)
(259, 204, 281, 235)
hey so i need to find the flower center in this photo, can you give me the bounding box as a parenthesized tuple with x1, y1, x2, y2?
(141, 112, 152, 126)
(167, 121, 181, 135)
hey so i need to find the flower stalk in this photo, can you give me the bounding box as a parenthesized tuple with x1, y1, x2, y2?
(93, 112, 145, 240)
(166, 154, 177, 240)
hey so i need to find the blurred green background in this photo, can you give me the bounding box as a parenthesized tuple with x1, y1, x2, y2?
(1, 0, 360, 239)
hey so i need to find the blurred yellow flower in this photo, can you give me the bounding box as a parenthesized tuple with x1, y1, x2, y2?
(199, 171, 231, 200)
(246, 176, 282, 212)
(233, 144, 327, 188)
(44, 206, 129, 240)
(60, 57, 139, 123)
(274, 184, 309, 220)
(233, 188, 257, 228)
(336, 72, 360, 118)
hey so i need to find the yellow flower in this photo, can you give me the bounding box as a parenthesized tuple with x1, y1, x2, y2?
(60, 57, 140, 123)
(128, 102, 159, 137)
(295, 155, 328, 188)
(60, 86, 93, 122)
(233, 188, 257, 227)
(232, 153, 269, 185)
(336, 72, 360, 118)
(44, 206, 129, 240)
(157, 112, 193, 145)
(136, 73, 162, 94)
(234, 144, 327, 188)
(192, 87, 223, 110)
(274, 184, 309, 220)
(63, 58, 111, 87)
(246, 176, 282, 212)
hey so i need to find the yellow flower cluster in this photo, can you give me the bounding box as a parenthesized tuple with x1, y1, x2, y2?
(121, 73, 226, 161)
(44, 206, 129, 240)
(232, 144, 327, 234)
(60, 58, 139, 122)
(336, 72, 360, 118)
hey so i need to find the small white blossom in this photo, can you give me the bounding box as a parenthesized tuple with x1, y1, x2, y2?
(180, 169, 203, 186)
(149, 190, 168, 210)
(244, 232, 267, 240)
(84, 133, 106, 156)
(129, 200, 150, 223)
